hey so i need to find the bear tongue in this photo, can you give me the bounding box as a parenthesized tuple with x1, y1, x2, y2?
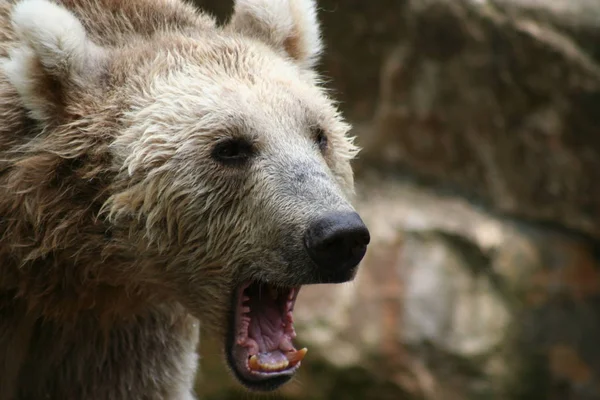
(248, 292, 285, 352)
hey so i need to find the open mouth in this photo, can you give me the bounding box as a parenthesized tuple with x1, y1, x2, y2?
(227, 280, 307, 390)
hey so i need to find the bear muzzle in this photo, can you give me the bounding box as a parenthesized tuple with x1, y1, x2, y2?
(225, 211, 370, 391)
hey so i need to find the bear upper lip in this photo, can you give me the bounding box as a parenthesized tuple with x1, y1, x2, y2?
(227, 280, 306, 389)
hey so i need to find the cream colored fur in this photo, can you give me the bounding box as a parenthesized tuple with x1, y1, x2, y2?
(11, 0, 90, 70)
(2, 0, 106, 121)
(228, 0, 323, 69)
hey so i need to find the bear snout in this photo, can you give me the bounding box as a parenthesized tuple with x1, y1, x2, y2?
(303, 211, 370, 281)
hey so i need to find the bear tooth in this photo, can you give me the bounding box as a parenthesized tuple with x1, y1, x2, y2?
(249, 354, 291, 372)
(286, 348, 308, 363)
(261, 360, 289, 371)
(248, 355, 260, 371)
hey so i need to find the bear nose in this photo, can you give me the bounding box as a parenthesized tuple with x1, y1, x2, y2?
(304, 212, 370, 273)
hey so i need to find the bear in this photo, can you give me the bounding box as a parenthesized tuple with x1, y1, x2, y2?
(0, 0, 370, 398)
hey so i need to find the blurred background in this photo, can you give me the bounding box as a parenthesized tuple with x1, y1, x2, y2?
(189, 0, 600, 398)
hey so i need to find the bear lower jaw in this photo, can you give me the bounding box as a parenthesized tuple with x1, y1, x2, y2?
(227, 281, 305, 390)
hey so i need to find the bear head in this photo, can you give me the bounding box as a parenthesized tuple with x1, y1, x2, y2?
(2, 0, 370, 391)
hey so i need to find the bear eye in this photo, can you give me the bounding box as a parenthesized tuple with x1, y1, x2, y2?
(212, 138, 254, 166)
(314, 127, 328, 152)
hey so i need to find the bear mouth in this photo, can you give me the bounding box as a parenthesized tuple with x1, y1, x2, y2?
(227, 280, 306, 391)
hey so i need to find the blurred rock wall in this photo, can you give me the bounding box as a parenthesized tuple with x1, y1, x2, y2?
(189, 0, 600, 399)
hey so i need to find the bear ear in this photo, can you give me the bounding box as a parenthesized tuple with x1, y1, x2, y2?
(1, 0, 107, 122)
(227, 0, 323, 70)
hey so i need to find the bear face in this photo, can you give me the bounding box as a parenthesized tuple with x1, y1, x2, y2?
(1, 0, 370, 391)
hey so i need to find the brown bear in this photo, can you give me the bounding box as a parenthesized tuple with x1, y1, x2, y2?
(0, 0, 370, 398)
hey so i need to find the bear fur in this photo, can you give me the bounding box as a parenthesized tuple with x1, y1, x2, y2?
(0, 0, 365, 398)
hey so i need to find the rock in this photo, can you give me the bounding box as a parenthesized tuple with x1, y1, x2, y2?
(400, 231, 511, 359)
(354, 0, 600, 240)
